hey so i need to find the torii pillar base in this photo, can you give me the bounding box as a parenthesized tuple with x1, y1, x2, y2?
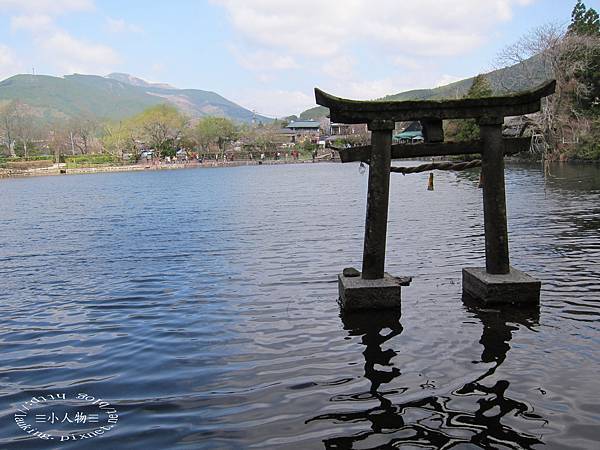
(338, 269, 411, 311)
(462, 267, 540, 305)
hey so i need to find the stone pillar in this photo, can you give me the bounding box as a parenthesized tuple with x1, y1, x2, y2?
(479, 118, 510, 274)
(362, 120, 394, 280)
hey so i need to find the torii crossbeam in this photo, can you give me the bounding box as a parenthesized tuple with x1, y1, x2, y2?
(315, 80, 556, 310)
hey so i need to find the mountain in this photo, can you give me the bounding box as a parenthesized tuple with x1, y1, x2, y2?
(0, 73, 270, 124)
(300, 55, 552, 120)
(106, 73, 176, 90)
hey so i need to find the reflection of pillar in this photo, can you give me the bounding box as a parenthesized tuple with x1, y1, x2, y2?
(480, 118, 510, 274)
(307, 311, 405, 442)
(342, 310, 402, 393)
(362, 120, 394, 280)
(458, 296, 544, 448)
(310, 301, 545, 448)
(462, 294, 540, 380)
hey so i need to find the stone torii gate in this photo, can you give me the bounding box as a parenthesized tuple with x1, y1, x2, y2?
(315, 80, 556, 311)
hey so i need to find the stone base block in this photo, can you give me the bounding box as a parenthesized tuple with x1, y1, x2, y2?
(462, 267, 541, 305)
(338, 271, 411, 311)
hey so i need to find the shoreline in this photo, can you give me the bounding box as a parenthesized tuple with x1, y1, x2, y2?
(0, 159, 322, 179)
(2, 157, 595, 180)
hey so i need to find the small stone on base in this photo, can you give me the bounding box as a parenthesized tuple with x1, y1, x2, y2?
(462, 267, 540, 305)
(338, 272, 411, 311)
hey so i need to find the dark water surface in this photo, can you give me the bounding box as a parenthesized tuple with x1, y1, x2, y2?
(1, 162, 599, 449)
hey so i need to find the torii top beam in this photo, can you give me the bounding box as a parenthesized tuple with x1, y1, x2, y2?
(314, 80, 556, 124)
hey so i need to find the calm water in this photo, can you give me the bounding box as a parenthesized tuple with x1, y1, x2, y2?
(0, 162, 599, 449)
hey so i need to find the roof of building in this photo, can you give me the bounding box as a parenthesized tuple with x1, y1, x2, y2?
(286, 120, 320, 129)
(402, 121, 422, 132)
(394, 130, 423, 139)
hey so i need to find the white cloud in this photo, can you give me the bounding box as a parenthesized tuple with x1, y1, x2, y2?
(231, 89, 315, 118)
(0, 44, 15, 65)
(215, 0, 537, 111)
(106, 17, 143, 34)
(343, 78, 400, 100)
(41, 30, 120, 74)
(392, 56, 426, 71)
(151, 62, 165, 73)
(215, 0, 351, 57)
(216, 0, 537, 58)
(7, 5, 121, 76)
(0, 0, 93, 14)
(318, 77, 409, 102)
(322, 55, 356, 80)
(0, 44, 24, 80)
(231, 69, 461, 115)
(230, 47, 299, 71)
(10, 14, 53, 32)
(319, 68, 478, 102)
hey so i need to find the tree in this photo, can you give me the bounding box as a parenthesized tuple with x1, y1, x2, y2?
(496, 24, 568, 153)
(566, 1, 600, 116)
(0, 100, 23, 157)
(129, 104, 188, 157)
(495, 17, 600, 158)
(194, 117, 238, 156)
(449, 75, 493, 141)
(14, 111, 41, 158)
(101, 120, 136, 159)
(495, 23, 564, 93)
(67, 115, 100, 155)
(47, 120, 71, 163)
(568, 0, 600, 36)
(251, 127, 277, 155)
(237, 121, 287, 158)
(466, 74, 493, 99)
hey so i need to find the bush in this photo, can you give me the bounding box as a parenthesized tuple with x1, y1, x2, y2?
(299, 140, 317, 156)
(2, 160, 54, 170)
(64, 154, 122, 167)
(161, 147, 176, 158)
(0, 155, 54, 162)
(571, 139, 600, 160)
(568, 118, 600, 161)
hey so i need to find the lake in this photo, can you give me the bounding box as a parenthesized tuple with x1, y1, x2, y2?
(1, 162, 599, 449)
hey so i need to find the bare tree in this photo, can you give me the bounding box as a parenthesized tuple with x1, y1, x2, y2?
(496, 23, 600, 156)
(67, 115, 100, 154)
(495, 23, 564, 93)
(0, 100, 23, 157)
(14, 111, 40, 158)
(47, 120, 70, 162)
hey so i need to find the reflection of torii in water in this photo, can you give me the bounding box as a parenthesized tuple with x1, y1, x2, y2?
(307, 299, 547, 449)
(306, 310, 406, 438)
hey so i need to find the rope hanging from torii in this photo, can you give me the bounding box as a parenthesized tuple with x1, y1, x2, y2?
(390, 159, 482, 175)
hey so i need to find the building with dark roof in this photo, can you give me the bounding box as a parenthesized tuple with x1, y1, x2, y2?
(285, 120, 321, 132)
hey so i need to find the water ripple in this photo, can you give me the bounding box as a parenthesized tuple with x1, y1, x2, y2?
(0, 162, 599, 449)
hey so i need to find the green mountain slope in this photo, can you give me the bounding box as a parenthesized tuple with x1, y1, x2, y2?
(0, 73, 270, 124)
(301, 55, 552, 119)
(384, 54, 551, 101)
(0, 74, 161, 121)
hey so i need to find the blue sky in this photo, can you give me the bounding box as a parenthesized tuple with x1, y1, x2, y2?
(0, 0, 595, 117)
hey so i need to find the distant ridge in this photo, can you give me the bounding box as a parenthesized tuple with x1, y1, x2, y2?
(300, 55, 552, 120)
(0, 73, 271, 124)
(106, 72, 177, 90)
